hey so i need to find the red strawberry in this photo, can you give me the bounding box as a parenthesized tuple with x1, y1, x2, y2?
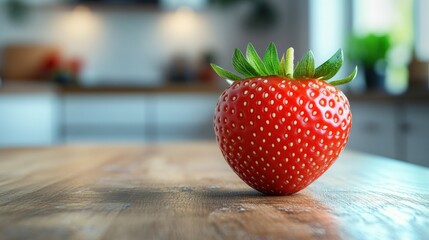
(211, 43, 357, 195)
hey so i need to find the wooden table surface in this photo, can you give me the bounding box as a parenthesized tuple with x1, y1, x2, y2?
(0, 142, 428, 240)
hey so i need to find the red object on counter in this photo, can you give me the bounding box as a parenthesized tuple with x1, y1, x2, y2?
(69, 58, 83, 77)
(42, 52, 61, 72)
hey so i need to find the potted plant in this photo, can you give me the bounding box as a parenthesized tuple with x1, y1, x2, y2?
(347, 33, 391, 90)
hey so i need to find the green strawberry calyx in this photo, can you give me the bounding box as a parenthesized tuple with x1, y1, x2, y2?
(211, 42, 358, 86)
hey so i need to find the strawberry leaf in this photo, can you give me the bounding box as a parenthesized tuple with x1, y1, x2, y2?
(328, 66, 358, 86)
(263, 42, 279, 75)
(210, 64, 242, 81)
(314, 49, 343, 80)
(211, 42, 357, 86)
(278, 55, 287, 77)
(293, 50, 315, 79)
(246, 43, 269, 76)
(232, 48, 259, 78)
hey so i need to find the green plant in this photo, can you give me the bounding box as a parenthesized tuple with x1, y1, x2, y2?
(347, 33, 391, 67)
(5, 0, 29, 23)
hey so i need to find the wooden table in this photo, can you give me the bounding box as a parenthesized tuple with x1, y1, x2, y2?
(0, 142, 428, 240)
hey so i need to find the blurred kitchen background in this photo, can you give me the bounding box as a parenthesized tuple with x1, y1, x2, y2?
(1, 0, 429, 166)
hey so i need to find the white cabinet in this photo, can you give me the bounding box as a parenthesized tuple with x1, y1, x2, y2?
(153, 94, 218, 141)
(2, 90, 429, 167)
(62, 93, 219, 142)
(347, 100, 429, 167)
(347, 101, 397, 159)
(63, 94, 148, 142)
(0, 93, 58, 147)
(403, 104, 429, 166)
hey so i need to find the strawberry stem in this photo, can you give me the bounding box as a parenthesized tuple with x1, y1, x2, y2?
(285, 47, 294, 78)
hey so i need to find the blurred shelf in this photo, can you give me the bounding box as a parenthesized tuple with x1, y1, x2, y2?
(3, 81, 429, 100)
(36, 2, 161, 12)
(60, 83, 226, 94)
(22, 0, 162, 11)
(346, 90, 429, 102)
(0, 81, 226, 95)
(0, 81, 58, 94)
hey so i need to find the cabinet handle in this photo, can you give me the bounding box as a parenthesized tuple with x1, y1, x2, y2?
(363, 122, 379, 132)
(399, 123, 410, 133)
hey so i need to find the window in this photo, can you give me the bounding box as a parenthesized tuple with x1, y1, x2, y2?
(353, 0, 413, 93)
(310, 0, 415, 93)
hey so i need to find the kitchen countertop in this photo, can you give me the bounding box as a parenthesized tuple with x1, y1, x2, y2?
(0, 142, 428, 240)
(2, 81, 429, 101)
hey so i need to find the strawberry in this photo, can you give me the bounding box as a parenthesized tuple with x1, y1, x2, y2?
(211, 43, 357, 195)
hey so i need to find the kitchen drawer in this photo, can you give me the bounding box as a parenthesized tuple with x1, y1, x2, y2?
(64, 125, 147, 142)
(403, 104, 429, 166)
(153, 94, 218, 125)
(154, 123, 215, 141)
(63, 95, 147, 125)
(347, 102, 397, 159)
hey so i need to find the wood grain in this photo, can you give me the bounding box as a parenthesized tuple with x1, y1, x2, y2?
(0, 142, 428, 240)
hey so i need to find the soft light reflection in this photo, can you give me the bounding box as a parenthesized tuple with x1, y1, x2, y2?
(160, 7, 202, 38)
(157, 6, 213, 59)
(55, 5, 103, 56)
(353, 0, 396, 34)
(67, 6, 95, 39)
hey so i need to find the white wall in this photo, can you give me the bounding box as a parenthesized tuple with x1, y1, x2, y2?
(0, 0, 309, 85)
